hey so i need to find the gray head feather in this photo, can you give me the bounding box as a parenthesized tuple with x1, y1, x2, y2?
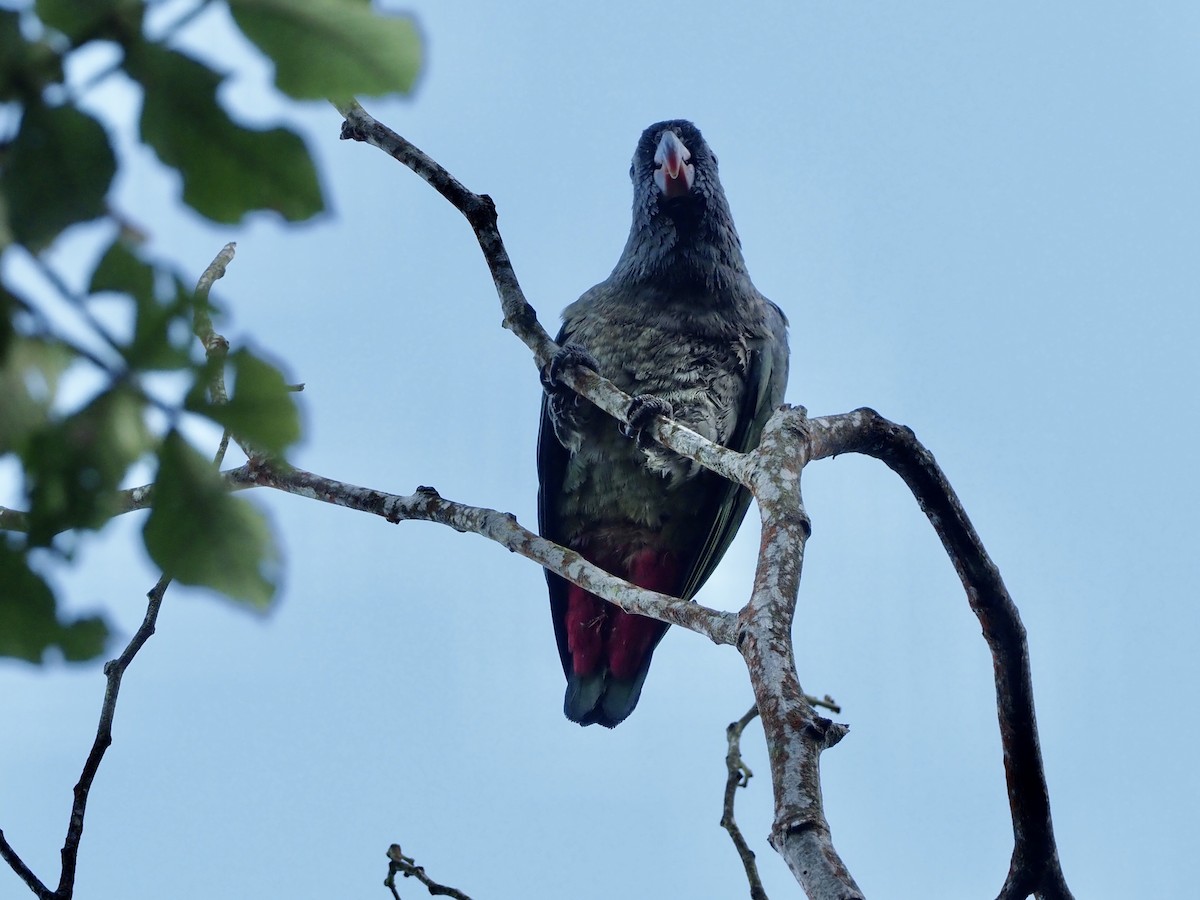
(610, 120, 749, 291)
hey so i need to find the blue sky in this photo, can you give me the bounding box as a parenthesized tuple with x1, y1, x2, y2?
(2, 1, 1198, 897)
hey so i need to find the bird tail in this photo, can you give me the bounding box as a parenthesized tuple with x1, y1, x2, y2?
(564, 666, 652, 728)
(562, 598, 666, 727)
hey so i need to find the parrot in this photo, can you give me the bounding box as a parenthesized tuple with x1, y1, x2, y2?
(537, 120, 790, 727)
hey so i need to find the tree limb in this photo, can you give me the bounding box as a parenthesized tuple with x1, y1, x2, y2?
(230, 459, 736, 644)
(805, 409, 1074, 899)
(335, 104, 1074, 899)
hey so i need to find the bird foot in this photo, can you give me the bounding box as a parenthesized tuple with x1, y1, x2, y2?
(623, 395, 698, 483)
(621, 394, 674, 448)
(543, 343, 600, 453)
(543, 342, 600, 388)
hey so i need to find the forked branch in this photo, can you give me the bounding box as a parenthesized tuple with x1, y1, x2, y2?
(336, 103, 1073, 900)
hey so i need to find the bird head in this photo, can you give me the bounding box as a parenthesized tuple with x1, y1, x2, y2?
(632, 120, 715, 224)
(615, 120, 746, 288)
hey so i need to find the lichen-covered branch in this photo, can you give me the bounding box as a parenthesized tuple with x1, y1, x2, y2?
(231, 460, 737, 645)
(735, 407, 861, 898)
(333, 105, 1072, 900)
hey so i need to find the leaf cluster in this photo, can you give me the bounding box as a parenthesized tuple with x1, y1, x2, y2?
(0, 0, 422, 663)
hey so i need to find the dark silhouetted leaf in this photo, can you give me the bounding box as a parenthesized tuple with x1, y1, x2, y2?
(144, 430, 279, 609)
(0, 11, 64, 102)
(230, 0, 422, 100)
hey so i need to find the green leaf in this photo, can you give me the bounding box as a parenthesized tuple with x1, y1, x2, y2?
(143, 430, 279, 609)
(22, 386, 153, 545)
(1, 281, 18, 365)
(229, 0, 422, 100)
(2, 101, 117, 250)
(0, 335, 75, 455)
(35, 0, 143, 45)
(0, 542, 110, 664)
(124, 43, 324, 224)
(186, 348, 300, 455)
(0, 11, 64, 102)
(90, 238, 192, 370)
(90, 235, 154, 299)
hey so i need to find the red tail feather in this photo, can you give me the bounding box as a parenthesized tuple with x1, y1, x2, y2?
(564, 547, 679, 679)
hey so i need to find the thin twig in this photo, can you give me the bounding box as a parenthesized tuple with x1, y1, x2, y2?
(805, 694, 841, 715)
(27, 253, 127, 366)
(0, 832, 51, 899)
(52, 575, 169, 897)
(721, 706, 769, 900)
(384, 845, 472, 900)
(0, 245, 244, 899)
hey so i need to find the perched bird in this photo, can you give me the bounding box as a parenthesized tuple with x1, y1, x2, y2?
(538, 120, 789, 727)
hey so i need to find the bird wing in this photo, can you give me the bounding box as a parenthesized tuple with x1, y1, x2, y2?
(537, 325, 579, 679)
(677, 302, 789, 601)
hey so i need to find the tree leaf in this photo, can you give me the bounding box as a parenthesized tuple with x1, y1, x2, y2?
(35, 0, 143, 46)
(0, 10, 64, 102)
(0, 541, 110, 664)
(186, 348, 300, 455)
(2, 101, 116, 250)
(143, 431, 279, 609)
(229, 0, 422, 100)
(22, 385, 153, 545)
(90, 235, 154, 299)
(0, 335, 76, 456)
(90, 237, 193, 370)
(124, 43, 323, 224)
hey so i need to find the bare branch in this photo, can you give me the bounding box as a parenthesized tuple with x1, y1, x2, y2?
(721, 706, 769, 900)
(0, 832, 51, 899)
(805, 408, 1074, 899)
(336, 103, 753, 491)
(231, 460, 737, 645)
(805, 694, 841, 715)
(384, 844, 472, 900)
(335, 107, 1073, 900)
(734, 407, 862, 899)
(192, 240, 235, 407)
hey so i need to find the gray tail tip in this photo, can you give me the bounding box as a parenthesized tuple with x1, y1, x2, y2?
(563, 669, 649, 728)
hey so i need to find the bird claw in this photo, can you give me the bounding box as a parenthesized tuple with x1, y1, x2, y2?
(543, 342, 600, 389)
(622, 394, 673, 447)
(544, 343, 600, 452)
(623, 395, 699, 482)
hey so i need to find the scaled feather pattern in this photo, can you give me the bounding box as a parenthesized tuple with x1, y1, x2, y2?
(537, 120, 790, 727)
